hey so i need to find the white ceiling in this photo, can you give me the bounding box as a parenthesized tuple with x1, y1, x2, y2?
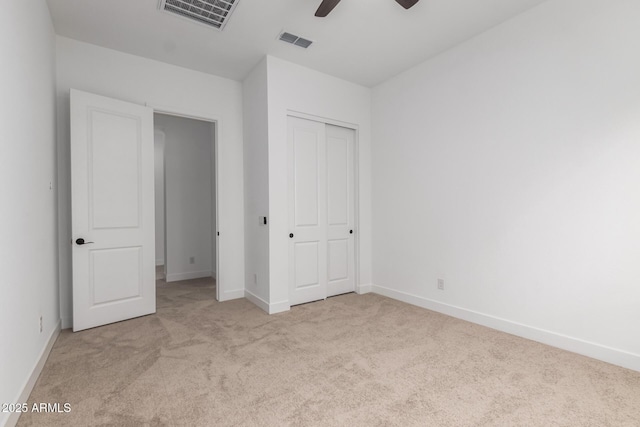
(46, 0, 548, 87)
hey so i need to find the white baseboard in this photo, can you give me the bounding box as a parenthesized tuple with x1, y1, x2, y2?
(7, 320, 61, 427)
(268, 300, 290, 315)
(219, 288, 244, 302)
(356, 283, 373, 294)
(244, 291, 290, 314)
(61, 316, 72, 330)
(166, 270, 211, 282)
(371, 284, 640, 372)
(245, 290, 269, 312)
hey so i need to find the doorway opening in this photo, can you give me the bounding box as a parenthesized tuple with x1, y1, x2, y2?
(153, 113, 218, 299)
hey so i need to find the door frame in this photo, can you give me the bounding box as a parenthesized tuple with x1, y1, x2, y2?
(154, 129, 167, 278)
(148, 103, 221, 301)
(286, 110, 361, 298)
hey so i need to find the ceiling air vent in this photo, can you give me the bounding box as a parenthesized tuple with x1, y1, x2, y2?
(159, 0, 240, 31)
(278, 31, 314, 49)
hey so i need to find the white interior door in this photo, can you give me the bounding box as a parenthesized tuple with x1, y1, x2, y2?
(288, 117, 327, 305)
(326, 124, 355, 297)
(288, 117, 355, 306)
(71, 89, 155, 332)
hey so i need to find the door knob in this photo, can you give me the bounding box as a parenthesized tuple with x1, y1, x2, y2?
(289, 233, 294, 238)
(350, 230, 353, 234)
(76, 238, 94, 245)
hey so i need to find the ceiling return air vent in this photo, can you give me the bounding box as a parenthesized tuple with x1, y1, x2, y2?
(159, 0, 240, 31)
(278, 31, 313, 49)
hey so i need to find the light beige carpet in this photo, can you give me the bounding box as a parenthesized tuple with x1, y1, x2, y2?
(17, 277, 640, 426)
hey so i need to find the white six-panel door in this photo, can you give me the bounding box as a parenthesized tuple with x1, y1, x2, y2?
(288, 116, 355, 306)
(71, 89, 155, 331)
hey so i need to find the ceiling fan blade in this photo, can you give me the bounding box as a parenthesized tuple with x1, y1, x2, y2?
(315, 0, 342, 17)
(395, 0, 419, 9)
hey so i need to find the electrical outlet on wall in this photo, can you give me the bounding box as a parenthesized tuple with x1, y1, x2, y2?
(437, 279, 445, 290)
(39, 316, 43, 333)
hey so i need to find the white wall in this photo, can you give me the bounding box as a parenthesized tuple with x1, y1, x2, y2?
(155, 114, 215, 282)
(243, 59, 271, 308)
(56, 36, 245, 327)
(0, 1, 59, 425)
(154, 131, 166, 266)
(372, 0, 640, 371)
(265, 56, 372, 312)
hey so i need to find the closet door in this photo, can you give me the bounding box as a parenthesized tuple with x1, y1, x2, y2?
(325, 124, 355, 297)
(288, 117, 355, 306)
(288, 117, 327, 305)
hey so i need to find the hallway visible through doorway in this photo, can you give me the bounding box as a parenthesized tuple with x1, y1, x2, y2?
(153, 113, 217, 294)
